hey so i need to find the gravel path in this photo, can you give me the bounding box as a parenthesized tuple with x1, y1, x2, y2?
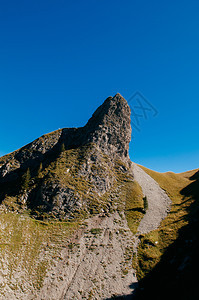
(39, 164, 172, 299)
(132, 163, 172, 235)
(3, 164, 172, 300)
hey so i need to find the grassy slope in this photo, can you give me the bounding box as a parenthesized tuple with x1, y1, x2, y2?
(0, 143, 117, 219)
(0, 142, 143, 297)
(36, 145, 136, 219)
(0, 213, 79, 295)
(135, 165, 199, 299)
(125, 180, 144, 234)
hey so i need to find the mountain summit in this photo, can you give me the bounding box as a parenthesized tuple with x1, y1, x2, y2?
(0, 94, 198, 300)
(0, 93, 132, 220)
(83, 93, 131, 163)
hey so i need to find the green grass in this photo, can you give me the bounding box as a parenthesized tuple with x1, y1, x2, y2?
(0, 212, 79, 292)
(124, 180, 144, 234)
(30, 143, 122, 219)
(0, 138, 151, 294)
(135, 165, 198, 280)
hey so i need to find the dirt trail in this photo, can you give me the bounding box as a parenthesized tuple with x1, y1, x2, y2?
(37, 164, 172, 299)
(5, 164, 172, 300)
(132, 163, 172, 235)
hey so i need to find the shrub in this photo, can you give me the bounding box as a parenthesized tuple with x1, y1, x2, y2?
(60, 143, 65, 153)
(21, 168, 31, 191)
(143, 196, 148, 213)
(37, 162, 43, 178)
(90, 228, 102, 235)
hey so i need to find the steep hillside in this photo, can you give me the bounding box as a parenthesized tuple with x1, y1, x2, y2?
(135, 166, 199, 300)
(0, 93, 131, 220)
(0, 92, 198, 299)
(0, 94, 146, 299)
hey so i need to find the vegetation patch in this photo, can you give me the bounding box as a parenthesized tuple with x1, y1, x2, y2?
(90, 228, 102, 235)
(0, 212, 79, 293)
(136, 165, 199, 285)
(124, 180, 144, 234)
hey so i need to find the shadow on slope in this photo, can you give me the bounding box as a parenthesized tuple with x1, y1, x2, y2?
(105, 296, 133, 300)
(134, 170, 199, 300)
(105, 282, 138, 299)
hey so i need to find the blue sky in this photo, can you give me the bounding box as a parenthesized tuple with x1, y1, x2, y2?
(0, 0, 199, 173)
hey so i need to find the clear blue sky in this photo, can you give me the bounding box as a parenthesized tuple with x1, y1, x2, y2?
(0, 0, 199, 173)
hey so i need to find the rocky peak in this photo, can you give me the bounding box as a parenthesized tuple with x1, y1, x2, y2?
(0, 93, 133, 222)
(83, 93, 131, 163)
(0, 93, 131, 183)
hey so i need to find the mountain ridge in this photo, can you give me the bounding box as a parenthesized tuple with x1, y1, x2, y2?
(0, 93, 132, 221)
(0, 94, 198, 299)
(0, 93, 131, 175)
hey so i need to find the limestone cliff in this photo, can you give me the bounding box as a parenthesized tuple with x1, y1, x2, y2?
(0, 93, 140, 299)
(0, 93, 198, 300)
(0, 93, 132, 220)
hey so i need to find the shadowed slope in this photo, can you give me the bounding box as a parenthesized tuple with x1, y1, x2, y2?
(135, 166, 199, 300)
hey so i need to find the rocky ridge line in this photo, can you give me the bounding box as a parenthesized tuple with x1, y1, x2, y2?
(0, 93, 131, 181)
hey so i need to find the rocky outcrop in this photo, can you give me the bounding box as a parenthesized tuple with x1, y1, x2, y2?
(82, 93, 131, 164)
(0, 93, 131, 179)
(0, 93, 132, 220)
(0, 93, 136, 299)
(38, 212, 138, 300)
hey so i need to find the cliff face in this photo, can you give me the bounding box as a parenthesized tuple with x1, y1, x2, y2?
(1, 93, 195, 300)
(83, 93, 131, 163)
(0, 93, 132, 220)
(0, 93, 137, 299)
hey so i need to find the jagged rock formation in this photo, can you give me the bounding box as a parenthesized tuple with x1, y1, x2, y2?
(0, 93, 131, 220)
(0, 93, 140, 299)
(0, 93, 131, 178)
(0, 92, 192, 300)
(1, 91, 198, 300)
(83, 94, 131, 163)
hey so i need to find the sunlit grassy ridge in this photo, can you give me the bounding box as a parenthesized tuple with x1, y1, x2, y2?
(136, 165, 199, 280)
